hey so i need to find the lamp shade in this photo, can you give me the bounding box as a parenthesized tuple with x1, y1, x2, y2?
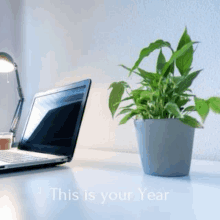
(0, 52, 15, 73)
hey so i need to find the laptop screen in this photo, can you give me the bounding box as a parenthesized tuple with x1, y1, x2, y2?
(19, 79, 91, 159)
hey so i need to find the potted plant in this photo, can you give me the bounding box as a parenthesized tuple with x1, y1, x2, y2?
(108, 28, 220, 177)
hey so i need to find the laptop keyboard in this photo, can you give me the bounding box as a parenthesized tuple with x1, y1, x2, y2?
(0, 151, 48, 163)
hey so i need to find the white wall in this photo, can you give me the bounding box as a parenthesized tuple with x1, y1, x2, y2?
(3, 0, 220, 161)
(0, 0, 19, 133)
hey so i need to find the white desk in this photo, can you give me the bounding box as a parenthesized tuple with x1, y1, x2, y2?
(0, 149, 220, 220)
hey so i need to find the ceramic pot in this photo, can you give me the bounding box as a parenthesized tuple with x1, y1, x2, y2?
(134, 119, 195, 177)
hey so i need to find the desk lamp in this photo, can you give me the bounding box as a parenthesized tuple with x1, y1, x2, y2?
(0, 52, 24, 144)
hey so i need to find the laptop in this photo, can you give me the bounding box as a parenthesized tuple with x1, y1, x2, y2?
(0, 79, 92, 172)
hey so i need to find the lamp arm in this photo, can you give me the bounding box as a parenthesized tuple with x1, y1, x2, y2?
(14, 63, 24, 99)
(9, 63, 24, 142)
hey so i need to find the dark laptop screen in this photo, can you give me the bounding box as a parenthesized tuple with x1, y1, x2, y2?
(19, 80, 91, 158)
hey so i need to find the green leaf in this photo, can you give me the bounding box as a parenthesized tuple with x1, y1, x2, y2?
(162, 41, 198, 77)
(136, 106, 147, 111)
(184, 68, 193, 76)
(121, 96, 133, 102)
(137, 69, 162, 90)
(118, 64, 132, 72)
(176, 27, 193, 76)
(208, 97, 220, 113)
(131, 89, 144, 98)
(186, 88, 193, 93)
(140, 90, 153, 99)
(108, 82, 125, 118)
(156, 49, 166, 74)
(130, 39, 173, 76)
(170, 61, 175, 74)
(119, 103, 135, 109)
(114, 97, 133, 106)
(165, 102, 183, 118)
(175, 69, 202, 94)
(140, 81, 150, 87)
(173, 76, 185, 84)
(116, 108, 132, 117)
(138, 68, 159, 80)
(137, 85, 146, 90)
(183, 105, 196, 112)
(120, 81, 130, 89)
(163, 61, 175, 77)
(194, 97, 209, 123)
(179, 115, 203, 128)
(108, 82, 117, 90)
(119, 64, 140, 76)
(119, 110, 139, 125)
(179, 93, 195, 97)
(176, 98, 190, 108)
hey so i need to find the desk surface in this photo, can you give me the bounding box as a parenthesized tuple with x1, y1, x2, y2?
(0, 148, 220, 220)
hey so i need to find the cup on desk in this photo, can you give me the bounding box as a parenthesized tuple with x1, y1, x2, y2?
(0, 132, 13, 150)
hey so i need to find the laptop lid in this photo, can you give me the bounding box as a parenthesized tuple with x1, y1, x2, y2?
(18, 79, 92, 161)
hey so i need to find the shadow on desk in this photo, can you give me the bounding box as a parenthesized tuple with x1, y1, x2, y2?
(0, 163, 70, 178)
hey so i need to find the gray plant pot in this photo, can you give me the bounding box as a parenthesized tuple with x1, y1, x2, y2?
(134, 119, 195, 177)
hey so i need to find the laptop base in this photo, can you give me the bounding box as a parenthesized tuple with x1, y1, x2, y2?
(0, 161, 66, 175)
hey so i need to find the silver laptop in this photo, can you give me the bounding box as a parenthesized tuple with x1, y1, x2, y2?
(0, 79, 92, 172)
